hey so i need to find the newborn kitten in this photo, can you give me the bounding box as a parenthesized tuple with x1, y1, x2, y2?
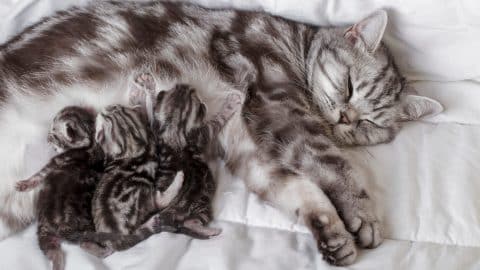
(86, 104, 184, 255)
(131, 73, 242, 238)
(15, 106, 103, 270)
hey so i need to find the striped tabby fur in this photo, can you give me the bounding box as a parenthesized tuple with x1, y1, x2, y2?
(15, 106, 103, 270)
(131, 74, 242, 238)
(0, 1, 443, 265)
(89, 104, 184, 255)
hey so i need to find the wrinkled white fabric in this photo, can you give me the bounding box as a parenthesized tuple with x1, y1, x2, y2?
(0, 0, 479, 269)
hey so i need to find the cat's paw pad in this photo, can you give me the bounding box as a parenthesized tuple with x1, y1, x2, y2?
(352, 217, 383, 248)
(309, 214, 357, 266)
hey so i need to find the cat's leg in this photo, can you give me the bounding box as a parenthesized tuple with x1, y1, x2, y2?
(155, 171, 184, 208)
(15, 170, 50, 191)
(38, 225, 65, 270)
(298, 140, 383, 249)
(129, 72, 158, 122)
(242, 159, 357, 266)
(16, 152, 66, 191)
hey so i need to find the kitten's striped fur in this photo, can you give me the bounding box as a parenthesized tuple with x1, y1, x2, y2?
(15, 106, 104, 270)
(0, 2, 443, 265)
(132, 74, 242, 238)
(88, 104, 184, 254)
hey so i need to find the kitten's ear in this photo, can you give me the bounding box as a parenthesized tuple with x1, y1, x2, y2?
(95, 127, 105, 143)
(344, 10, 388, 53)
(64, 122, 75, 142)
(400, 94, 444, 121)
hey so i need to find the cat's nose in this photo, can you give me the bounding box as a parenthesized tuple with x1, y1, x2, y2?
(339, 112, 351, 124)
(338, 109, 358, 124)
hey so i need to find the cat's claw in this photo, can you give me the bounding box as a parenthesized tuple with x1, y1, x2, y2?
(308, 213, 357, 266)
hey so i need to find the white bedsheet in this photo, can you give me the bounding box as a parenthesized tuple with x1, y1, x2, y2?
(0, 0, 479, 269)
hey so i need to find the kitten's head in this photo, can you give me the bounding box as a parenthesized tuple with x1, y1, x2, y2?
(48, 106, 96, 152)
(152, 84, 207, 149)
(307, 10, 443, 146)
(95, 104, 150, 160)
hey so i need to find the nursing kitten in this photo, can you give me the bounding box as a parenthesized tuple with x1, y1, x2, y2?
(131, 73, 242, 238)
(87, 104, 184, 255)
(0, 2, 444, 265)
(15, 106, 103, 270)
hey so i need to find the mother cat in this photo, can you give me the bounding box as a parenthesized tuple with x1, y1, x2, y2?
(0, 1, 442, 265)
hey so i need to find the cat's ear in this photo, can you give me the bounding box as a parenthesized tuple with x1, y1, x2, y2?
(344, 10, 388, 53)
(64, 122, 75, 142)
(399, 94, 443, 121)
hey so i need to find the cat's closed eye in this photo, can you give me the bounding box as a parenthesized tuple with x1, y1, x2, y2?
(345, 75, 353, 102)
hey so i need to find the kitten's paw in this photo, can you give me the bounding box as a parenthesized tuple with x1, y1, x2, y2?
(183, 218, 222, 238)
(308, 213, 357, 266)
(347, 215, 383, 248)
(80, 242, 114, 258)
(224, 93, 243, 110)
(16, 179, 38, 192)
(133, 72, 156, 92)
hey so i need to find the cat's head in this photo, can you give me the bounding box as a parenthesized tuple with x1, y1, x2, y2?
(48, 106, 96, 152)
(152, 84, 207, 149)
(306, 10, 443, 146)
(95, 104, 150, 160)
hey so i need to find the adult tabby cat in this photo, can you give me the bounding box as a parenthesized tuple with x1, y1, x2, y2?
(0, 1, 442, 265)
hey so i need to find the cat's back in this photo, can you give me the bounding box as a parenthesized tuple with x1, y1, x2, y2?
(37, 158, 98, 231)
(92, 160, 158, 234)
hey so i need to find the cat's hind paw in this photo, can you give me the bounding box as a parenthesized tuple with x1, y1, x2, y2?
(309, 213, 357, 266)
(348, 216, 383, 248)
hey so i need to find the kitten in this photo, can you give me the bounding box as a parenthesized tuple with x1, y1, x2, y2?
(131, 73, 242, 238)
(86, 104, 185, 255)
(15, 106, 104, 270)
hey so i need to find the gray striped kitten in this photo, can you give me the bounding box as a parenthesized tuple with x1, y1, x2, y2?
(15, 106, 104, 270)
(0, 1, 444, 265)
(131, 73, 242, 238)
(85, 104, 185, 255)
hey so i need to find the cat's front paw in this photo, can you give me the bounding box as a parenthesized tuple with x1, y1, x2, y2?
(16, 179, 38, 192)
(308, 213, 357, 266)
(346, 214, 383, 248)
(333, 124, 356, 146)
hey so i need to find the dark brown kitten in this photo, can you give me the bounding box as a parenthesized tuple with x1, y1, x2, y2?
(15, 106, 104, 270)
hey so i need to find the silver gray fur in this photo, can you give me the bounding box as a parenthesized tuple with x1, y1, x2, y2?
(0, 1, 443, 265)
